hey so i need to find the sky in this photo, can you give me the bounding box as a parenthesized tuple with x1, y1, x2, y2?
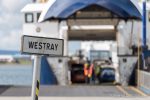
(0, 0, 31, 50)
(0, 0, 81, 53)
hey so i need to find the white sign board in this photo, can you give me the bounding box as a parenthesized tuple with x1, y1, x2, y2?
(21, 35, 64, 56)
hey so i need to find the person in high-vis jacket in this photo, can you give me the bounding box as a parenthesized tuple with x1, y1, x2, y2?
(84, 63, 89, 84)
(84, 63, 94, 84)
(88, 63, 94, 84)
(94, 64, 101, 84)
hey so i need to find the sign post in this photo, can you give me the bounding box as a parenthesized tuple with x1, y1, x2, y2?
(21, 35, 64, 100)
(31, 55, 41, 100)
(21, 35, 64, 56)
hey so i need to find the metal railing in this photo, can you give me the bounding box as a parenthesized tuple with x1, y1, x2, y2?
(139, 70, 150, 90)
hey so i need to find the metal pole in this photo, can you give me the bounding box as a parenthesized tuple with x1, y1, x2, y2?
(31, 55, 41, 100)
(137, 0, 147, 88)
(137, 28, 141, 87)
(137, 0, 147, 87)
(142, 0, 147, 47)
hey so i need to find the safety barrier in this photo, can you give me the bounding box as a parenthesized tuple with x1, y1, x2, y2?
(139, 70, 150, 94)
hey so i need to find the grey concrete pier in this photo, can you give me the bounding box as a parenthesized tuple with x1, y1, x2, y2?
(0, 85, 147, 97)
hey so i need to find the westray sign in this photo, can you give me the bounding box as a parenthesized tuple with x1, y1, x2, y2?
(21, 35, 64, 56)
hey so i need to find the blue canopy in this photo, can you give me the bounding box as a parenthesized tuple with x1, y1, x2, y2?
(39, 0, 142, 22)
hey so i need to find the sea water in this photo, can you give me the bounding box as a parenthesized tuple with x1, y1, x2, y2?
(0, 64, 32, 86)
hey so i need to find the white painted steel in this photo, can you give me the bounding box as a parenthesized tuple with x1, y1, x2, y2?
(21, 4, 45, 13)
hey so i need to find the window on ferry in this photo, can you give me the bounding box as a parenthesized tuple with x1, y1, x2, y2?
(25, 13, 34, 23)
(149, 12, 150, 22)
(90, 50, 110, 62)
(37, 13, 41, 22)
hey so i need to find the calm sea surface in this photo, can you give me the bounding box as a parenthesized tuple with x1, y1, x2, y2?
(0, 64, 32, 86)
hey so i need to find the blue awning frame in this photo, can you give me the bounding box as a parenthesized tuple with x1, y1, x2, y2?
(39, 0, 142, 22)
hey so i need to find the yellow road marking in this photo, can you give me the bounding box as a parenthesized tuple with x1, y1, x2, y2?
(116, 86, 131, 96)
(129, 86, 147, 96)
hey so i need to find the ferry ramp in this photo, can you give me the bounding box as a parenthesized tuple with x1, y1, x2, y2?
(0, 85, 147, 97)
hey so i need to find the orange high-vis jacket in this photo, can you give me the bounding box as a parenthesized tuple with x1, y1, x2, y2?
(84, 63, 88, 76)
(88, 64, 94, 78)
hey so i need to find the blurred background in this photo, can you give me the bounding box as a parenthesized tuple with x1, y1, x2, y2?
(0, 0, 32, 86)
